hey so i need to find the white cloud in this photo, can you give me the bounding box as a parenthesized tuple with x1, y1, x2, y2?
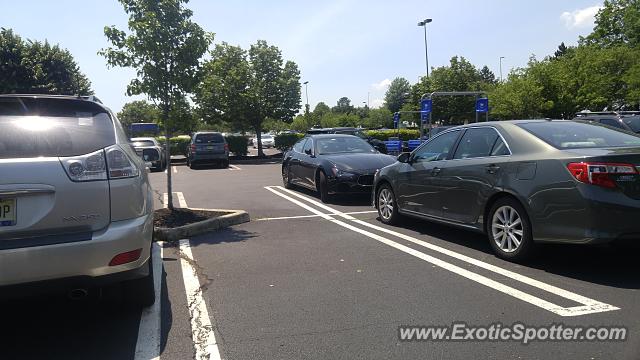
(371, 78, 392, 91)
(370, 98, 385, 109)
(561, 5, 602, 29)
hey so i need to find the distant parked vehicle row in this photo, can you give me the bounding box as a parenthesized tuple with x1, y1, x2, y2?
(574, 111, 640, 133)
(130, 137, 167, 171)
(252, 133, 275, 149)
(374, 119, 640, 261)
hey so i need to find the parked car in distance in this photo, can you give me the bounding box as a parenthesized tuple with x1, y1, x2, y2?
(252, 133, 275, 148)
(283, 134, 396, 202)
(187, 131, 229, 169)
(0, 94, 155, 306)
(306, 127, 387, 153)
(374, 119, 640, 261)
(130, 137, 166, 171)
(573, 111, 640, 133)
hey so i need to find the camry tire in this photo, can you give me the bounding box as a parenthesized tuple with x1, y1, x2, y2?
(487, 197, 534, 261)
(377, 183, 400, 225)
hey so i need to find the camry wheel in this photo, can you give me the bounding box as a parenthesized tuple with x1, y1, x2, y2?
(377, 183, 400, 224)
(488, 197, 534, 261)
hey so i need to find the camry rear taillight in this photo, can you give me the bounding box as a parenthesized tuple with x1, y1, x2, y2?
(224, 143, 229, 151)
(567, 162, 637, 189)
(60, 145, 139, 182)
(190, 144, 196, 152)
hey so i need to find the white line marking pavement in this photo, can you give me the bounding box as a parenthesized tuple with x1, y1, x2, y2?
(176, 192, 188, 208)
(228, 164, 241, 171)
(179, 239, 222, 360)
(134, 242, 163, 360)
(256, 210, 377, 221)
(163, 193, 169, 209)
(265, 186, 619, 317)
(173, 166, 178, 174)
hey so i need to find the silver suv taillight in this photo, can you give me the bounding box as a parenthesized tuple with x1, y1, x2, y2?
(60, 145, 139, 182)
(105, 145, 139, 179)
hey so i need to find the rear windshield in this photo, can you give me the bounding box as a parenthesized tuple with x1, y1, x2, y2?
(622, 117, 640, 133)
(132, 140, 156, 147)
(195, 133, 224, 143)
(518, 121, 640, 149)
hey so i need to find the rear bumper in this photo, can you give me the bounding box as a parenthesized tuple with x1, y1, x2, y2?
(191, 153, 228, 162)
(0, 213, 153, 289)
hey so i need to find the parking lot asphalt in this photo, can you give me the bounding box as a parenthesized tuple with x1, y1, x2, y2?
(3, 162, 639, 360)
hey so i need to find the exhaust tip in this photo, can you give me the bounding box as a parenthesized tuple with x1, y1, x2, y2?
(68, 288, 89, 301)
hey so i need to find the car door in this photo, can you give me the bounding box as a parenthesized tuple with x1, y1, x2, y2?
(299, 138, 317, 188)
(395, 129, 462, 217)
(439, 127, 511, 224)
(286, 138, 307, 185)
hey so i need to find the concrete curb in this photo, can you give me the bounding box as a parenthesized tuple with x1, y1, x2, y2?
(154, 208, 250, 242)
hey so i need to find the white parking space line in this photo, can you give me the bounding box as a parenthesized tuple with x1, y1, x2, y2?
(134, 242, 163, 360)
(179, 239, 222, 360)
(173, 166, 178, 174)
(228, 164, 241, 171)
(265, 186, 619, 317)
(256, 210, 378, 221)
(176, 192, 188, 208)
(163, 193, 168, 209)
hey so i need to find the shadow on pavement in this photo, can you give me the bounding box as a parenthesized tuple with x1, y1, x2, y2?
(189, 226, 258, 247)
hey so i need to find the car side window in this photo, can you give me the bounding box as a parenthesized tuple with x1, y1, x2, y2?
(293, 138, 306, 153)
(453, 128, 500, 159)
(302, 138, 313, 154)
(600, 118, 625, 129)
(412, 130, 460, 162)
(490, 136, 510, 156)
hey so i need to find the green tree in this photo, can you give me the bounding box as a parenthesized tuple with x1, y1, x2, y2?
(582, 0, 640, 47)
(489, 69, 553, 119)
(117, 100, 160, 133)
(196, 40, 301, 156)
(479, 66, 497, 85)
(383, 77, 411, 113)
(332, 97, 354, 114)
(0, 28, 92, 95)
(100, 0, 212, 209)
(313, 102, 331, 118)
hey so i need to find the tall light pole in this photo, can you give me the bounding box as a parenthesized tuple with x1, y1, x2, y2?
(303, 81, 309, 114)
(499, 56, 505, 83)
(417, 18, 433, 78)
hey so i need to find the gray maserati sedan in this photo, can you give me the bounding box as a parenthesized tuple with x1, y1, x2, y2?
(0, 94, 155, 306)
(373, 119, 640, 261)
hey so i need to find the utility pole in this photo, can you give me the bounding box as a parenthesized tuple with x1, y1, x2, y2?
(417, 18, 433, 78)
(499, 56, 505, 82)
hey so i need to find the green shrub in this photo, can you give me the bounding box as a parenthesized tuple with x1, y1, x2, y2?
(225, 135, 249, 156)
(157, 136, 191, 156)
(364, 129, 420, 141)
(275, 133, 304, 151)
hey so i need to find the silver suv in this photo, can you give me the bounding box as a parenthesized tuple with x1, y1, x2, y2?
(0, 95, 155, 307)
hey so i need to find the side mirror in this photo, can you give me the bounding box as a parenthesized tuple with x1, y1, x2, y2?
(397, 152, 411, 163)
(304, 148, 312, 156)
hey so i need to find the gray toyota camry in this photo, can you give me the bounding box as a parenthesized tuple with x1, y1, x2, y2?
(373, 119, 640, 261)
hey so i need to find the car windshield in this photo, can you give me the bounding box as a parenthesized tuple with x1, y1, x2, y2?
(518, 121, 640, 149)
(316, 136, 375, 155)
(195, 133, 224, 143)
(622, 116, 640, 133)
(131, 140, 155, 147)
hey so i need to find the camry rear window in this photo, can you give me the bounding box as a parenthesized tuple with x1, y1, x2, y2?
(195, 133, 224, 143)
(518, 121, 640, 149)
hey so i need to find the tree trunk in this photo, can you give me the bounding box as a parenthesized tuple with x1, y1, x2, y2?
(163, 106, 173, 210)
(255, 124, 265, 157)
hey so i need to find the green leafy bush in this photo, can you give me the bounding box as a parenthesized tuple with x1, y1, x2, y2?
(157, 136, 191, 156)
(275, 133, 304, 151)
(225, 135, 249, 156)
(364, 129, 420, 141)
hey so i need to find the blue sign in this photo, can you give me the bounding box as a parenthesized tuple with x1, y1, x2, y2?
(393, 112, 400, 128)
(420, 99, 433, 114)
(129, 123, 160, 134)
(420, 111, 429, 123)
(476, 98, 489, 113)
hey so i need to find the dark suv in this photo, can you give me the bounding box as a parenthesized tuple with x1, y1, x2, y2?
(187, 131, 229, 169)
(573, 111, 640, 133)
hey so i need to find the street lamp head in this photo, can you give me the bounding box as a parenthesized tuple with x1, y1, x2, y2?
(303, 81, 309, 85)
(418, 19, 432, 26)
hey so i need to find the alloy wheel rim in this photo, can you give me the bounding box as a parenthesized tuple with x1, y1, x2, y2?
(378, 188, 394, 220)
(491, 205, 523, 253)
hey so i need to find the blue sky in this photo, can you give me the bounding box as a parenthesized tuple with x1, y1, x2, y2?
(1, 0, 602, 113)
